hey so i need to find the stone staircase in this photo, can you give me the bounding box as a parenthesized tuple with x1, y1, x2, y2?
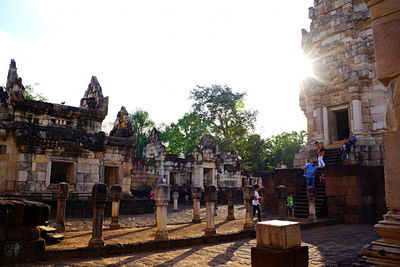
(294, 170, 327, 218)
(323, 148, 342, 166)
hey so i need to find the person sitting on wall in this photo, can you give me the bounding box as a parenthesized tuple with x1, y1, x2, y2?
(276, 160, 288, 169)
(304, 161, 318, 188)
(342, 132, 357, 160)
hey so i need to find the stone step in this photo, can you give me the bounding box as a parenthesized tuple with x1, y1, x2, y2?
(38, 226, 64, 244)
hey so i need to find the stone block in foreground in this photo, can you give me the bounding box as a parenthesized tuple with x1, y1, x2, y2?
(252, 220, 308, 267)
(0, 198, 49, 265)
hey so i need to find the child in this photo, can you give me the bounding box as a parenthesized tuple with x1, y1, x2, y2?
(287, 192, 294, 219)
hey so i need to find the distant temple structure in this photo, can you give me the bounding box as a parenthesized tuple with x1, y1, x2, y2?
(0, 60, 244, 196)
(294, 0, 388, 167)
(0, 60, 136, 195)
(132, 129, 243, 189)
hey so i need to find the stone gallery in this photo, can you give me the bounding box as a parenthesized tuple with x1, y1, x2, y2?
(133, 128, 243, 189)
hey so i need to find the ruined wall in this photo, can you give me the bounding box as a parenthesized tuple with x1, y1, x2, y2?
(324, 165, 386, 223)
(295, 0, 388, 167)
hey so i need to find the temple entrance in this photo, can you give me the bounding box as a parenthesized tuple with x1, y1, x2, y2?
(50, 162, 74, 184)
(170, 172, 179, 185)
(203, 168, 213, 186)
(105, 166, 118, 188)
(334, 109, 350, 141)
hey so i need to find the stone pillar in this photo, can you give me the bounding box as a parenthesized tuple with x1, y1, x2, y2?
(88, 183, 108, 247)
(322, 106, 329, 144)
(352, 99, 363, 133)
(172, 191, 179, 211)
(155, 184, 170, 240)
(251, 220, 308, 267)
(358, 2, 400, 266)
(55, 182, 69, 232)
(362, 0, 400, 266)
(276, 185, 287, 220)
(243, 185, 255, 231)
(204, 185, 217, 236)
(226, 187, 235, 220)
(110, 185, 122, 229)
(307, 187, 317, 222)
(191, 187, 202, 223)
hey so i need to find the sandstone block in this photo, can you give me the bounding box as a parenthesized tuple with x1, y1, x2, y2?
(77, 164, 90, 174)
(256, 220, 301, 250)
(91, 165, 99, 174)
(34, 154, 47, 163)
(251, 245, 308, 267)
(34, 172, 46, 182)
(6, 226, 40, 241)
(88, 159, 99, 165)
(34, 163, 47, 172)
(18, 171, 28, 182)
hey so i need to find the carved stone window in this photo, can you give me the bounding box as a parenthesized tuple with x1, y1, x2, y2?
(0, 145, 6, 154)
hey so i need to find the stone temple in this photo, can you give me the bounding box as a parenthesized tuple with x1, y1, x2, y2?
(294, 0, 388, 167)
(0, 60, 136, 195)
(133, 128, 243, 190)
(0, 60, 245, 197)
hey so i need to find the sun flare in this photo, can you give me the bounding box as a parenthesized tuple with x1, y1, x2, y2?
(294, 53, 315, 82)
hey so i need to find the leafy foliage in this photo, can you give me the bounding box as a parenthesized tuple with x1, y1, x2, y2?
(161, 112, 208, 155)
(129, 109, 155, 157)
(24, 83, 47, 101)
(190, 85, 257, 151)
(264, 130, 307, 170)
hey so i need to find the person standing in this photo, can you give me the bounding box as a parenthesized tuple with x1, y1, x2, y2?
(315, 141, 326, 167)
(287, 192, 295, 219)
(252, 185, 262, 222)
(304, 161, 318, 188)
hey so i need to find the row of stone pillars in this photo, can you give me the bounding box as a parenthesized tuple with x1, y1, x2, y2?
(54, 182, 258, 247)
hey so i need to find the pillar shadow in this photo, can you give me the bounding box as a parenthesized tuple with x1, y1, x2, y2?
(215, 220, 229, 228)
(105, 253, 151, 267)
(207, 239, 248, 266)
(152, 246, 203, 267)
(168, 223, 194, 233)
(104, 227, 151, 241)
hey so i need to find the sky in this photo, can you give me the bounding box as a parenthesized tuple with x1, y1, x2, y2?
(0, 0, 313, 138)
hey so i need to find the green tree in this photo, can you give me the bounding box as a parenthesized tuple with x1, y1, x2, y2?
(265, 130, 307, 170)
(24, 83, 47, 101)
(190, 85, 257, 151)
(161, 112, 208, 155)
(129, 109, 155, 157)
(238, 134, 269, 172)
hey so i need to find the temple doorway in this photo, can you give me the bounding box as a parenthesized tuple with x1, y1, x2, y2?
(203, 168, 213, 186)
(50, 162, 74, 184)
(334, 109, 350, 141)
(105, 166, 118, 188)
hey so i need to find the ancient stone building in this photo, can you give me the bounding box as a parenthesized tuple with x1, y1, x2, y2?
(0, 60, 136, 195)
(132, 129, 242, 189)
(294, 0, 388, 167)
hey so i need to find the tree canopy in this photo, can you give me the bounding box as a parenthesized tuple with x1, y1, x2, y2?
(190, 84, 257, 151)
(129, 109, 155, 157)
(161, 112, 208, 156)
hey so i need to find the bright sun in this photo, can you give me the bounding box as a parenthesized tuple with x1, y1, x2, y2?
(294, 53, 315, 82)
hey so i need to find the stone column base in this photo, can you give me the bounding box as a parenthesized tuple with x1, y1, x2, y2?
(243, 223, 255, 231)
(110, 223, 121, 229)
(251, 245, 308, 267)
(155, 230, 169, 240)
(54, 223, 66, 232)
(359, 241, 400, 267)
(227, 214, 235, 221)
(192, 218, 201, 223)
(205, 228, 216, 236)
(88, 238, 104, 247)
